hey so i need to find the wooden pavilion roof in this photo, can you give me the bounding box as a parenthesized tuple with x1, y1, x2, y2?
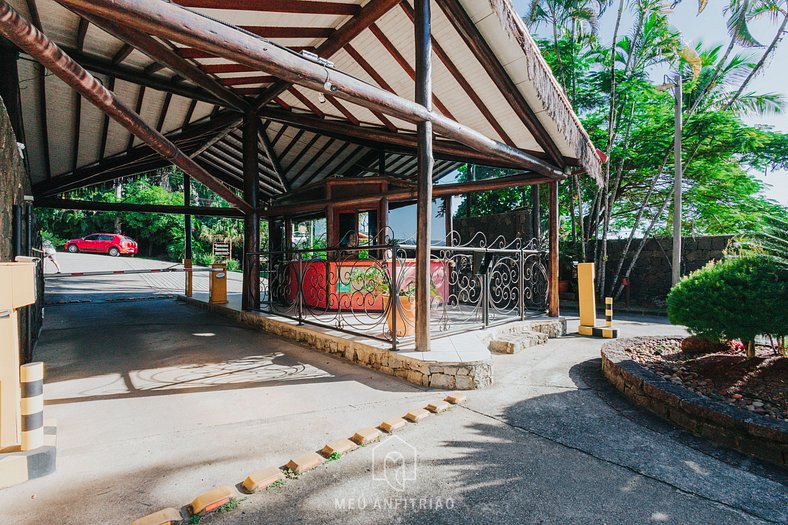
(7, 0, 602, 206)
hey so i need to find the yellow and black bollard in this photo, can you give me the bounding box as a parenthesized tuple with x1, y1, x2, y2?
(20, 362, 44, 451)
(576, 263, 618, 339)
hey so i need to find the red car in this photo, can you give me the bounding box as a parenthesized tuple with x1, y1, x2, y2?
(64, 233, 138, 257)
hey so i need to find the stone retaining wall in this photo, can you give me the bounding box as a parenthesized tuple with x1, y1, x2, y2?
(601, 338, 787, 467)
(179, 296, 493, 390)
(0, 96, 30, 260)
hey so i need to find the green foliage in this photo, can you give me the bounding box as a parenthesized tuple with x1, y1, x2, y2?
(37, 168, 267, 267)
(667, 255, 788, 348)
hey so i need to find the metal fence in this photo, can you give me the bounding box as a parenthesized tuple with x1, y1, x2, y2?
(250, 232, 548, 349)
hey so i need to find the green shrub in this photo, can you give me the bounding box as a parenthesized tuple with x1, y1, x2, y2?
(225, 259, 240, 271)
(667, 255, 787, 356)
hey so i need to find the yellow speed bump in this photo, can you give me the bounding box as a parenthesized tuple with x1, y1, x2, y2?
(286, 452, 324, 474)
(378, 417, 407, 433)
(404, 408, 430, 423)
(350, 427, 382, 446)
(130, 508, 182, 525)
(321, 439, 358, 457)
(426, 400, 451, 414)
(190, 486, 233, 516)
(444, 394, 467, 405)
(242, 467, 285, 493)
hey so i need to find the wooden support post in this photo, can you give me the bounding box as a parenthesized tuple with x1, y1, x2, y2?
(242, 112, 260, 310)
(548, 181, 559, 317)
(184, 174, 193, 296)
(378, 197, 389, 258)
(414, 0, 433, 351)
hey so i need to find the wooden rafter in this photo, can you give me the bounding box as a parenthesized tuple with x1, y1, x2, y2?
(301, 141, 356, 187)
(284, 133, 320, 172)
(76, 11, 248, 110)
(258, 123, 288, 192)
(182, 99, 197, 128)
(220, 75, 276, 86)
(155, 92, 172, 132)
(270, 124, 287, 147)
(98, 76, 115, 159)
(250, 0, 403, 111)
(367, 23, 455, 120)
(288, 86, 324, 118)
(126, 85, 145, 151)
(434, 0, 565, 167)
(324, 94, 359, 126)
(290, 138, 334, 185)
(173, 1, 360, 16)
(76, 18, 88, 50)
(25, 0, 51, 179)
(177, 46, 315, 60)
(278, 128, 305, 161)
(111, 43, 133, 64)
(398, 2, 515, 147)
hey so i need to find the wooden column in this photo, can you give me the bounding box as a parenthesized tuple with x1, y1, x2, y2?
(444, 195, 453, 246)
(548, 181, 560, 317)
(378, 197, 389, 245)
(184, 174, 192, 260)
(242, 112, 260, 310)
(414, 0, 433, 351)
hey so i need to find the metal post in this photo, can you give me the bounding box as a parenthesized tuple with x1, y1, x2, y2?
(297, 252, 303, 325)
(24, 204, 32, 256)
(183, 174, 193, 296)
(414, 0, 433, 351)
(672, 71, 683, 287)
(242, 112, 260, 310)
(518, 248, 525, 320)
(531, 184, 541, 244)
(548, 181, 560, 317)
(12, 204, 22, 257)
(444, 195, 453, 246)
(184, 174, 192, 259)
(390, 240, 398, 350)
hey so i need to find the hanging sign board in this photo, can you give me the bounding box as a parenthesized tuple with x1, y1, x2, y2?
(212, 240, 231, 258)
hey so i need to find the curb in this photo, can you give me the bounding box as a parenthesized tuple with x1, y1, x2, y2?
(601, 337, 788, 467)
(128, 396, 467, 523)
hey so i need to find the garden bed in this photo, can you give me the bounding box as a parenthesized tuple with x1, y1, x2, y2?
(622, 337, 786, 421)
(601, 337, 788, 467)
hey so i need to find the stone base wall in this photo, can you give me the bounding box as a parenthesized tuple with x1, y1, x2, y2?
(602, 339, 787, 467)
(0, 97, 30, 260)
(179, 296, 493, 390)
(593, 236, 733, 307)
(454, 208, 535, 245)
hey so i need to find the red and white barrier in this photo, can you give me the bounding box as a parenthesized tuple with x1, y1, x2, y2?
(44, 267, 221, 279)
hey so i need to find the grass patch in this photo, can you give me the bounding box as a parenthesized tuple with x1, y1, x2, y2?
(325, 451, 342, 462)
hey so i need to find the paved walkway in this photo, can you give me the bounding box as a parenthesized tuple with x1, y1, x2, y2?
(0, 255, 784, 524)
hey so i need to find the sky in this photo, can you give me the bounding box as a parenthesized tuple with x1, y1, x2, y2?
(391, 0, 787, 239)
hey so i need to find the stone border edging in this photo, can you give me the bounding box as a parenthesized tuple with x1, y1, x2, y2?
(177, 296, 492, 390)
(601, 337, 787, 468)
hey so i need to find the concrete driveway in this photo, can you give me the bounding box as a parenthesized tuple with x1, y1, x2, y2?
(0, 255, 784, 524)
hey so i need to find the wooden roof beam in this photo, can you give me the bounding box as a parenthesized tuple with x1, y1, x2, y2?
(60, 0, 564, 178)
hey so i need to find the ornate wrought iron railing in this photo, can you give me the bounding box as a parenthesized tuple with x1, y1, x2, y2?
(249, 232, 548, 349)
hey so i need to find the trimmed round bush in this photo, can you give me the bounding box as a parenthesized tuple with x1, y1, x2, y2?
(667, 256, 787, 355)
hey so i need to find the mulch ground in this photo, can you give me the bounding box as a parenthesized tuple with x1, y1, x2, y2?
(622, 337, 787, 422)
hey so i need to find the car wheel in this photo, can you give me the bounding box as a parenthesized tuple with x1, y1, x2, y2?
(108, 247, 120, 257)
(67, 244, 79, 253)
